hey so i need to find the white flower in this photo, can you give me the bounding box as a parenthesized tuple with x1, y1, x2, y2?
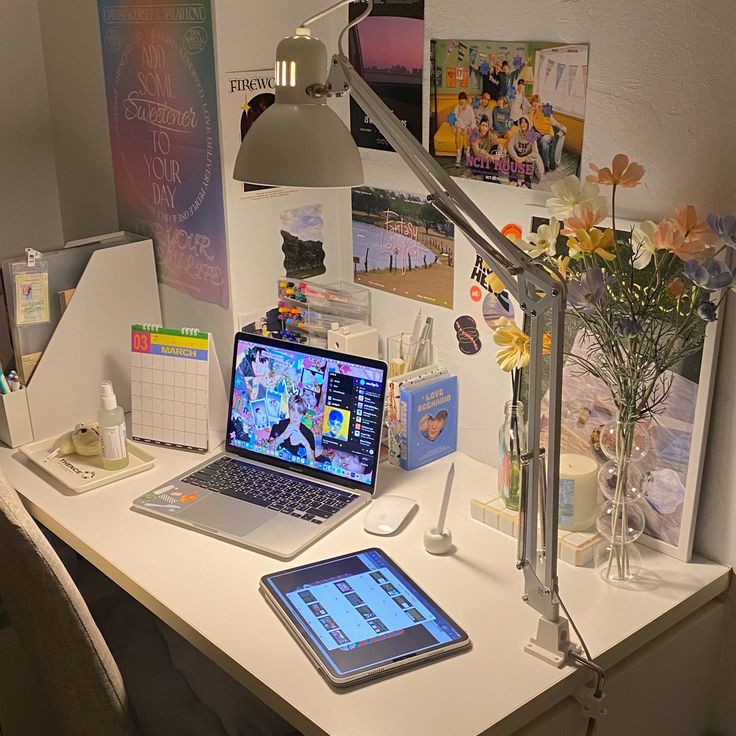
(546, 176, 606, 220)
(631, 220, 658, 269)
(526, 218, 560, 258)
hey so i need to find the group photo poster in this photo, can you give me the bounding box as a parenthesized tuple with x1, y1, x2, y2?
(97, 0, 230, 307)
(348, 0, 424, 151)
(351, 186, 454, 309)
(429, 40, 589, 192)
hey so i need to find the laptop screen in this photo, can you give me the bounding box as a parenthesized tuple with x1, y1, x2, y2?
(227, 334, 387, 491)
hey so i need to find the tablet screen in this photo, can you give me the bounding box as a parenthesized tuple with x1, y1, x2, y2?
(261, 548, 469, 684)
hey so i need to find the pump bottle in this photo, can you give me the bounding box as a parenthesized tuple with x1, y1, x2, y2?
(98, 380, 129, 470)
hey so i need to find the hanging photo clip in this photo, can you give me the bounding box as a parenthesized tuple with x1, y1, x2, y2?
(12, 249, 51, 326)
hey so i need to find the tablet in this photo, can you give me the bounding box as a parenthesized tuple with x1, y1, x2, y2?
(260, 548, 470, 687)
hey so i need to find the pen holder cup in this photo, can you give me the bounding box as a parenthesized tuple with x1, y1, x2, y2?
(387, 334, 434, 379)
(0, 390, 34, 448)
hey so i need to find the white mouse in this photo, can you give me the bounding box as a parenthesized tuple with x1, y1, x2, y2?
(363, 495, 417, 535)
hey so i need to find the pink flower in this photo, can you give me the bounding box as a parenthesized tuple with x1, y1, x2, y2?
(561, 203, 607, 234)
(587, 154, 645, 188)
(673, 205, 719, 249)
(652, 220, 706, 261)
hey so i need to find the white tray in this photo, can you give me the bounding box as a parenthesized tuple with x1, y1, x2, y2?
(20, 438, 155, 493)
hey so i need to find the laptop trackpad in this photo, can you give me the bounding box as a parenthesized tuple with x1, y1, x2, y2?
(177, 495, 273, 537)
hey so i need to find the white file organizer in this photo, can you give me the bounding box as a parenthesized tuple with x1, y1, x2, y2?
(0, 239, 161, 446)
(0, 238, 229, 448)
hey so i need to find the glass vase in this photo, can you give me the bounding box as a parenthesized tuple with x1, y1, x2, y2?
(498, 401, 527, 511)
(594, 418, 649, 584)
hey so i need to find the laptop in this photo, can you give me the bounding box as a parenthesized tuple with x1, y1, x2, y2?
(132, 332, 388, 559)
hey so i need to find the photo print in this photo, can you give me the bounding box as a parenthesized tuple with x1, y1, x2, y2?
(348, 0, 424, 151)
(430, 40, 589, 191)
(352, 186, 455, 308)
(280, 204, 326, 278)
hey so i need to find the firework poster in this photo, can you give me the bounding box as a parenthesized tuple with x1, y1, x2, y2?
(348, 0, 424, 151)
(429, 40, 588, 192)
(351, 186, 454, 309)
(98, 0, 229, 307)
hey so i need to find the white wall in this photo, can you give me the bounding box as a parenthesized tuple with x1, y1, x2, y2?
(36, 0, 119, 242)
(0, 0, 64, 257)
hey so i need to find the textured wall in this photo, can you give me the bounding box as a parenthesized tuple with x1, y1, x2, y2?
(0, 0, 64, 255)
(37, 0, 119, 241)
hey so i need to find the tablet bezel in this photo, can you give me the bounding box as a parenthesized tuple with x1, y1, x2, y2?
(260, 547, 471, 687)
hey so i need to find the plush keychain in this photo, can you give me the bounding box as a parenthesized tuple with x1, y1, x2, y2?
(44, 423, 102, 462)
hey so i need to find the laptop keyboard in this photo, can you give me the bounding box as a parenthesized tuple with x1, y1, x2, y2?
(181, 456, 360, 525)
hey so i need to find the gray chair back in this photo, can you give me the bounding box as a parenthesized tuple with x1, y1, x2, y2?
(0, 469, 140, 736)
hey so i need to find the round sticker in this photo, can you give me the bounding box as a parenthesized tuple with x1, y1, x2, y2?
(469, 284, 483, 302)
(482, 292, 515, 329)
(454, 315, 482, 355)
(501, 223, 523, 240)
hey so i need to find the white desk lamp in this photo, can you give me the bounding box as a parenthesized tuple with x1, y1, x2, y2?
(234, 0, 573, 668)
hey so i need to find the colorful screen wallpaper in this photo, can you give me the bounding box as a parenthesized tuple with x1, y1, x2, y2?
(229, 340, 385, 487)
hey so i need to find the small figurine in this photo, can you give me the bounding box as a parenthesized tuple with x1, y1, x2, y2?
(45, 423, 102, 462)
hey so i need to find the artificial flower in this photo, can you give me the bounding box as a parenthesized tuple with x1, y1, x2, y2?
(493, 317, 531, 372)
(587, 154, 645, 188)
(631, 220, 658, 269)
(668, 278, 685, 299)
(652, 219, 706, 261)
(562, 203, 607, 234)
(567, 227, 616, 261)
(545, 255, 571, 282)
(526, 218, 560, 258)
(542, 332, 552, 356)
(546, 175, 606, 220)
(486, 271, 506, 294)
(707, 214, 736, 248)
(683, 258, 733, 291)
(697, 301, 717, 322)
(567, 267, 609, 313)
(674, 205, 719, 250)
(614, 317, 641, 338)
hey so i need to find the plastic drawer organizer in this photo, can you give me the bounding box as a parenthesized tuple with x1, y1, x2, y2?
(277, 279, 371, 348)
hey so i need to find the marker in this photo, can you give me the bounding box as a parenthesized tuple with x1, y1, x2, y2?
(0, 365, 10, 396)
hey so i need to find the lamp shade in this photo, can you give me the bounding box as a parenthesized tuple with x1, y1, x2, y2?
(233, 30, 363, 188)
(233, 101, 363, 188)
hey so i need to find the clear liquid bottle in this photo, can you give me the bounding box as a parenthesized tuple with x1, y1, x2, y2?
(498, 400, 527, 511)
(98, 380, 129, 470)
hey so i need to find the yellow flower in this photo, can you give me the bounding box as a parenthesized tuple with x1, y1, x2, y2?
(493, 317, 530, 372)
(486, 271, 506, 294)
(567, 228, 616, 261)
(545, 255, 570, 282)
(543, 333, 551, 356)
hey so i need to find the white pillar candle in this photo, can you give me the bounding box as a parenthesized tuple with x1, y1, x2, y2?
(558, 453, 598, 531)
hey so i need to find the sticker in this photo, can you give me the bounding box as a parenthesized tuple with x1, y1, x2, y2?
(454, 315, 482, 355)
(501, 223, 523, 240)
(482, 292, 515, 329)
(469, 284, 483, 302)
(280, 204, 326, 279)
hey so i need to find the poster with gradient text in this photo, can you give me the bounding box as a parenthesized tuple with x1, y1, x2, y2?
(98, 1, 229, 307)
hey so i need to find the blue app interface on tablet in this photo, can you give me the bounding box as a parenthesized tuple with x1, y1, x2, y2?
(265, 549, 465, 677)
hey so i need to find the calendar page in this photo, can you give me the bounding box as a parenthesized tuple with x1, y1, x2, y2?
(130, 325, 210, 451)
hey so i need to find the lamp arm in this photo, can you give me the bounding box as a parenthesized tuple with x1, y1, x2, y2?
(301, 0, 373, 56)
(331, 53, 566, 625)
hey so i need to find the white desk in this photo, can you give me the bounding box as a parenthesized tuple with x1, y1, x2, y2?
(0, 444, 729, 736)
